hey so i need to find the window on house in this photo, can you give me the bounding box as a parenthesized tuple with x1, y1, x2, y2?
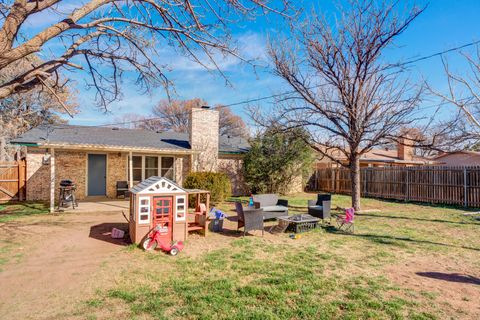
(161, 157, 175, 180)
(145, 156, 159, 179)
(129, 156, 175, 182)
(132, 156, 142, 181)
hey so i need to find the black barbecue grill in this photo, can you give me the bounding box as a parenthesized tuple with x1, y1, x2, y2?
(58, 179, 77, 210)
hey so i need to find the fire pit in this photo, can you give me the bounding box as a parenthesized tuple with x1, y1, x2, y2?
(276, 214, 320, 233)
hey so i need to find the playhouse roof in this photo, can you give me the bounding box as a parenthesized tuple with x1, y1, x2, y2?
(130, 176, 187, 194)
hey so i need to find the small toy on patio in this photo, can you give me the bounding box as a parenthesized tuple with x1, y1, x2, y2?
(111, 228, 125, 239)
(143, 225, 184, 255)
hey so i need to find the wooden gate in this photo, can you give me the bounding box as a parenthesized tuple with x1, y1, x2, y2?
(0, 160, 26, 202)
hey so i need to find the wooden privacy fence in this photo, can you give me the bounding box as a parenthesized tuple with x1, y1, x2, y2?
(0, 160, 26, 202)
(309, 166, 480, 207)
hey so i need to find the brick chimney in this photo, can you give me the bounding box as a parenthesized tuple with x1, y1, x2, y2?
(397, 135, 414, 161)
(189, 106, 219, 172)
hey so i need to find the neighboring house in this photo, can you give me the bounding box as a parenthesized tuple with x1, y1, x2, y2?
(10, 107, 250, 204)
(433, 151, 480, 166)
(315, 139, 436, 168)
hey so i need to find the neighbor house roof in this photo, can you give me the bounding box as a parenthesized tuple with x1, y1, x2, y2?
(433, 150, 480, 160)
(316, 147, 435, 165)
(10, 124, 250, 154)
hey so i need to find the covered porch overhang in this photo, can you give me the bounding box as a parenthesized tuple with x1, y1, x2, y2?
(20, 143, 197, 213)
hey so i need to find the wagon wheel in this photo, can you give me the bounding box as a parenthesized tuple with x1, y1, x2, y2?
(142, 238, 157, 251)
(169, 247, 179, 256)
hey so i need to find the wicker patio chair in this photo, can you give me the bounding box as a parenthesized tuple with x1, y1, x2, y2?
(307, 193, 332, 220)
(235, 202, 264, 236)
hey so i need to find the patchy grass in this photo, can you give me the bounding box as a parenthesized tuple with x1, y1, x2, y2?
(84, 239, 437, 320)
(78, 193, 480, 319)
(0, 202, 49, 223)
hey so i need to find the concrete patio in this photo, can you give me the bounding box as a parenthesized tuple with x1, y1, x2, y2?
(59, 199, 129, 213)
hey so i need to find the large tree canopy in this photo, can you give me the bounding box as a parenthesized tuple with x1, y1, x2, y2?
(0, 0, 291, 109)
(0, 54, 77, 160)
(253, 0, 426, 210)
(244, 128, 314, 194)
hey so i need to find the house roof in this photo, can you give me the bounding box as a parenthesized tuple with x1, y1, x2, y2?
(317, 147, 435, 165)
(10, 124, 250, 154)
(433, 150, 480, 160)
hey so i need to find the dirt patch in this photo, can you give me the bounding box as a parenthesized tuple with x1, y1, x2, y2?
(385, 255, 480, 319)
(0, 211, 129, 320)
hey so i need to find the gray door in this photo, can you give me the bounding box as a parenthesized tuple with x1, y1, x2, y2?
(88, 154, 106, 196)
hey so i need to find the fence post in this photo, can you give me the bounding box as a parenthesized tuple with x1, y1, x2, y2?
(405, 168, 409, 202)
(360, 167, 368, 196)
(464, 167, 468, 207)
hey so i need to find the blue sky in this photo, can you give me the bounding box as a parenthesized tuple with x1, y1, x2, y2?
(21, 0, 480, 127)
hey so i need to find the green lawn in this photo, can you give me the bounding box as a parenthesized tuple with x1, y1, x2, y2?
(77, 194, 480, 320)
(0, 202, 49, 223)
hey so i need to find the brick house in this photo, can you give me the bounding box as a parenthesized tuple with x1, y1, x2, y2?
(11, 107, 250, 207)
(315, 138, 436, 169)
(432, 151, 480, 166)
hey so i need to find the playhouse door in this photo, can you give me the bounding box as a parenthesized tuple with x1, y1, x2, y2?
(152, 196, 173, 241)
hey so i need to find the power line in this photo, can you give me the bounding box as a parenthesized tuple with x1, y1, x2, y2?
(386, 39, 480, 69)
(88, 39, 480, 128)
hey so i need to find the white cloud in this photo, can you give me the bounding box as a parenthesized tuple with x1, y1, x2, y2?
(24, 1, 86, 28)
(163, 32, 269, 72)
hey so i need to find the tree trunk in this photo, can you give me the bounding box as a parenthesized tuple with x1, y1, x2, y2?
(350, 156, 361, 211)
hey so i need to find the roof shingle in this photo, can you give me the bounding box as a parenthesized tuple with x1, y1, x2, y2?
(10, 124, 249, 154)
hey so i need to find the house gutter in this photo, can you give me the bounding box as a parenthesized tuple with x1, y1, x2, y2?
(20, 142, 199, 155)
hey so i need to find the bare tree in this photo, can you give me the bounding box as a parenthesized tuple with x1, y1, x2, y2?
(0, 0, 291, 109)
(218, 106, 249, 138)
(429, 50, 480, 140)
(0, 54, 77, 160)
(255, 0, 426, 210)
(128, 98, 249, 137)
(150, 98, 206, 132)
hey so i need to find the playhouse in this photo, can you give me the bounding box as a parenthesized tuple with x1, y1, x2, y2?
(129, 176, 211, 244)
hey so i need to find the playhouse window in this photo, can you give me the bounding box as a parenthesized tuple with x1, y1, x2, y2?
(138, 196, 150, 224)
(175, 196, 186, 221)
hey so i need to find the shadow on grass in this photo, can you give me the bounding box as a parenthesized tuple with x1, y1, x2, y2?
(416, 272, 480, 285)
(357, 213, 480, 226)
(324, 226, 480, 252)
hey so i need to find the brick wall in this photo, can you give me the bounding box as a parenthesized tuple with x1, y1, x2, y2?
(174, 155, 191, 186)
(189, 107, 219, 172)
(106, 152, 127, 198)
(55, 150, 87, 200)
(26, 150, 50, 201)
(26, 149, 130, 201)
(218, 155, 249, 196)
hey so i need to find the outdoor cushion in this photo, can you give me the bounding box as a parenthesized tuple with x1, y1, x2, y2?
(252, 194, 278, 207)
(262, 205, 288, 212)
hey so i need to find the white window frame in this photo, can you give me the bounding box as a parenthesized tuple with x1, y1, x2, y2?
(128, 155, 176, 182)
(138, 196, 151, 224)
(175, 195, 186, 221)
